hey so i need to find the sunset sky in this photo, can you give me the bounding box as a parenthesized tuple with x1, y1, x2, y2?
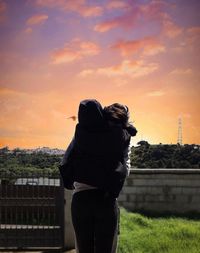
(0, 0, 200, 149)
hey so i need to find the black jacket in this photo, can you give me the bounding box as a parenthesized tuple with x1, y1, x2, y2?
(70, 99, 133, 197)
(69, 100, 135, 197)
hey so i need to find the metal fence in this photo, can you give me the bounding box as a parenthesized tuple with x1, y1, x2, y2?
(0, 171, 64, 249)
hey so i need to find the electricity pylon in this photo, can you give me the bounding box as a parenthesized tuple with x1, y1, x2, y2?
(177, 117, 183, 145)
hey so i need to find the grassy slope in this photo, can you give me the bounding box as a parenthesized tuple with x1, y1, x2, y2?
(118, 208, 200, 253)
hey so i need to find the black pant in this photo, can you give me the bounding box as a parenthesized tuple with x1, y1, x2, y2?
(71, 189, 118, 253)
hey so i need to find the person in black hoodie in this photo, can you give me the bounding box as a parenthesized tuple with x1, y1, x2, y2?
(61, 99, 137, 253)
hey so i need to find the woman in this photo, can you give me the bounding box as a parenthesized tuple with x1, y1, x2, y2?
(61, 99, 137, 253)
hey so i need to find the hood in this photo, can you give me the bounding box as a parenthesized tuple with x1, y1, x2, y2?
(78, 99, 105, 128)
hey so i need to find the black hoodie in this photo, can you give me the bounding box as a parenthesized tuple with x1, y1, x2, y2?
(72, 99, 133, 197)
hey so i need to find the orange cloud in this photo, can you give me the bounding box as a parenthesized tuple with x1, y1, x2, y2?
(143, 43, 166, 56)
(94, 20, 119, 32)
(77, 5, 102, 17)
(79, 41, 100, 56)
(171, 42, 186, 53)
(146, 90, 165, 97)
(78, 69, 94, 77)
(79, 60, 158, 78)
(35, 0, 103, 17)
(52, 48, 80, 64)
(112, 37, 165, 56)
(26, 14, 48, 25)
(52, 39, 100, 64)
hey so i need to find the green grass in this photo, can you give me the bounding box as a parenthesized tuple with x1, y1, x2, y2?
(118, 208, 200, 253)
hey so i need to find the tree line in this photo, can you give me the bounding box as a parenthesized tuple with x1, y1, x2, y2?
(0, 142, 199, 178)
(0, 147, 62, 177)
(130, 141, 200, 168)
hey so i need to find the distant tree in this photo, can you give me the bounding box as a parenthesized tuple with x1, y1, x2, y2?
(137, 141, 150, 147)
(131, 142, 200, 169)
(0, 146, 9, 154)
(0, 148, 62, 177)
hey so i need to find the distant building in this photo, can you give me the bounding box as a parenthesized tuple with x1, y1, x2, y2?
(33, 147, 65, 155)
(10, 147, 65, 155)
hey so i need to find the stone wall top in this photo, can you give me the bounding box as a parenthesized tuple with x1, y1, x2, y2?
(129, 168, 200, 174)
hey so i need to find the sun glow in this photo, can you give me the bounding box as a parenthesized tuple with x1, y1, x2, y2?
(0, 0, 199, 148)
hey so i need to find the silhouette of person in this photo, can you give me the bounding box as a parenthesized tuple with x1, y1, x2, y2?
(61, 99, 137, 253)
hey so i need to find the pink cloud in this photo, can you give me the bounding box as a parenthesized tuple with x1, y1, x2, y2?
(52, 48, 81, 64)
(186, 26, 200, 45)
(169, 68, 193, 75)
(187, 26, 200, 35)
(94, 0, 183, 39)
(0, 0, 6, 13)
(79, 60, 158, 78)
(143, 43, 165, 56)
(79, 41, 101, 56)
(94, 19, 120, 32)
(140, 2, 183, 38)
(52, 39, 100, 64)
(112, 37, 165, 56)
(24, 27, 33, 34)
(94, 10, 139, 32)
(94, 0, 166, 33)
(26, 14, 48, 25)
(106, 0, 129, 10)
(35, 0, 103, 17)
(162, 17, 183, 38)
(76, 5, 102, 17)
(139, 0, 167, 21)
(171, 26, 200, 53)
(0, 0, 6, 24)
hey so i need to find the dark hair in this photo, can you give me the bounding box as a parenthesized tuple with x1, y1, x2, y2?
(104, 103, 129, 127)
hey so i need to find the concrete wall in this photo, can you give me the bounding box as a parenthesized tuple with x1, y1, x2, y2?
(64, 169, 200, 248)
(118, 169, 200, 215)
